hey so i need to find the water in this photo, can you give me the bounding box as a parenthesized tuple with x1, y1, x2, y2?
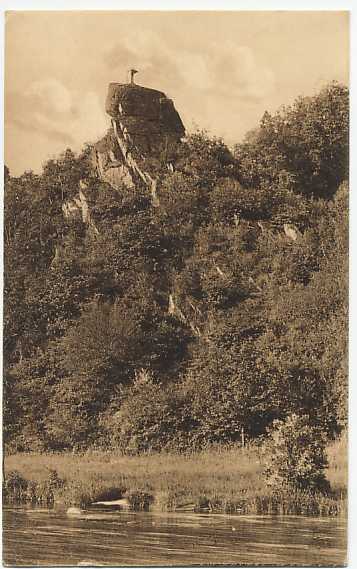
(3, 506, 347, 567)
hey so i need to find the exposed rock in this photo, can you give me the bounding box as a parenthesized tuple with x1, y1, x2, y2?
(62, 200, 81, 220)
(102, 162, 134, 190)
(93, 81, 185, 195)
(168, 292, 201, 336)
(61, 79, 184, 244)
(92, 128, 135, 189)
(105, 83, 185, 151)
(233, 213, 240, 227)
(215, 265, 226, 278)
(75, 190, 90, 223)
(91, 497, 130, 509)
(51, 244, 63, 268)
(62, 186, 99, 235)
(168, 293, 176, 315)
(283, 223, 301, 241)
(168, 293, 186, 323)
(62, 190, 89, 223)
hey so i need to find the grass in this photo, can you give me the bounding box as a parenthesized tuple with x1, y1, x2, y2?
(3, 438, 347, 516)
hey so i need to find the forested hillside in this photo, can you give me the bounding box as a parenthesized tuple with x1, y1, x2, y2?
(4, 82, 348, 453)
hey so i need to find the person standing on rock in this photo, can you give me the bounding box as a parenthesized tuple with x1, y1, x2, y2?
(129, 68, 138, 84)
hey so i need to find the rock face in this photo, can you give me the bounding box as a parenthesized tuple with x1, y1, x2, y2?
(105, 83, 185, 153)
(61, 81, 184, 240)
(61, 182, 99, 237)
(93, 82, 185, 193)
(92, 128, 135, 189)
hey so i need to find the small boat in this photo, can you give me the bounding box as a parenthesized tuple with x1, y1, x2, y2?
(91, 497, 130, 509)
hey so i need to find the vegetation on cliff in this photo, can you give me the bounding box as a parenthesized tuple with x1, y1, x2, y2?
(4, 82, 348, 466)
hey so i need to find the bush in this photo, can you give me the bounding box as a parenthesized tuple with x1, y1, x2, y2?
(3, 470, 28, 502)
(3, 468, 65, 505)
(106, 370, 188, 453)
(209, 178, 272, 223)
(176, 130, 237, 188)
(263, 414, 330, 493)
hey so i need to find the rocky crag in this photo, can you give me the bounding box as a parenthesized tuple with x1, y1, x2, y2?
(93, 81, 185, 198)
(59, 78, 191, 322)
(62, 79, 185, 234)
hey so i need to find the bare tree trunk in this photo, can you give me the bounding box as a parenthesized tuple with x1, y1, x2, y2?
(241, 426, 245, 447)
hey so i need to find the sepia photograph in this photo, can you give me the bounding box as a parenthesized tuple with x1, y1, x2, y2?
(2, 6, 350, 567)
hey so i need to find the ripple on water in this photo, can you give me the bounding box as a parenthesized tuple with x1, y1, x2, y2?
(3, 507, 347, 567)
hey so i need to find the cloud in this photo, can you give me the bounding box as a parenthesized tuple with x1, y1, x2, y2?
(71, 91, 108, 146)
(26, 78, 73, 114)
(207, 43, 276, 101)
(101, 32, 276, 147)
(5, 36, 275, 174)
(104, 32, 275, 102)
(6, 77, 107, 152)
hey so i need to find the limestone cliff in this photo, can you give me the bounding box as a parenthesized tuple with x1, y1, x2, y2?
(61, 180, 99, 235)
(105, 83, 185, 152)
(61, 80, 185, 241)
(92, 82, 185, 195)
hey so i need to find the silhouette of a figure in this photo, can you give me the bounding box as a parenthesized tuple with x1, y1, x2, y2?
(129, 68, 138, 84)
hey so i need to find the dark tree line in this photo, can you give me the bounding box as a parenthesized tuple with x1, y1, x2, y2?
(3, 82, 348, 452)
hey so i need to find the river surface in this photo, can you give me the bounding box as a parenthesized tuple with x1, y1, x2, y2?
(3, 506, 347, 567)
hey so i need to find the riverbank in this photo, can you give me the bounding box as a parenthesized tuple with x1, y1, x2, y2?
(4, 437, 347, 517)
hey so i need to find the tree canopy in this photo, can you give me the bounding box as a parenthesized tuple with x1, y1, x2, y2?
(4, 82, 348, 452)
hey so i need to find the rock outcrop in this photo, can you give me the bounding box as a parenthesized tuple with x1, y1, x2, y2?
(61, 182, 99, 235)
(92, 128, 135, 189)
(105, 83, 185, 152)
(60, 79, 185, 242)
(92, 82, 185, 195)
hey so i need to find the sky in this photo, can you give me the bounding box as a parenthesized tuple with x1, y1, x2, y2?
(5, 10, 349, 176)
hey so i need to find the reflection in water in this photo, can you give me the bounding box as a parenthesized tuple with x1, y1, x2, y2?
(3, 506, 347, 567)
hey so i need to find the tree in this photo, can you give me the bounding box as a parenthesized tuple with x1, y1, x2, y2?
(3, 86, 348, 453)
(235, 82, 349, 198)
(180, 313, 276, 446)
(263, 414, 330, 493)
(176, 130, 238, 190)
(4, 341, 66, 451)
(106, 370, 188, 453)
(4, 164, 10, 183)
(209, 177, 272, 224)
(41, 147, 92, 202)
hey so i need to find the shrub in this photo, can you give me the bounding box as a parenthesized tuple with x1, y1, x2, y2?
(263, 414, 330, 493)
(3, 468, 66, 506)
(176, 130, 237, 188)
(3, 470, 28, 502)
(107, 370, 188, 453)
(209, 178, 272, 223)
(127, 490, 155, 511)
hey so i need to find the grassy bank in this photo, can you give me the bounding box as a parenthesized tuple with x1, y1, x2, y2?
(4, 437, 347, 517)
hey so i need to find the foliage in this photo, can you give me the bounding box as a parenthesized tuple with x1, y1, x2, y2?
(235, 82, 349, 198)
(176, 130, 237, 188)
(263, 414, 330, 492)
(3, 83, 348, 458)
(4, 438, 347, 515)
(106, 370, 189, 453)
